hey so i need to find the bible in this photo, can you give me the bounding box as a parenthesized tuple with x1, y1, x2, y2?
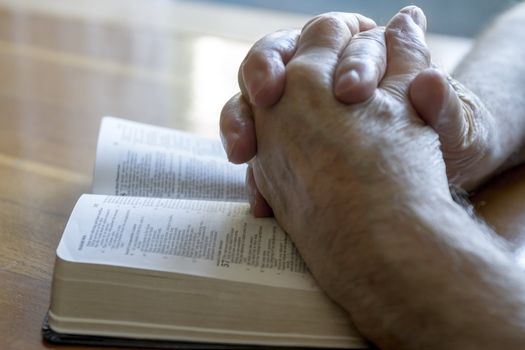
(45, 117, 367, 349)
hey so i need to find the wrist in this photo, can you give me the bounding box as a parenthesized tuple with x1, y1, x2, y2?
(480, 102, 525, 182)
(331, 195, 525, 349)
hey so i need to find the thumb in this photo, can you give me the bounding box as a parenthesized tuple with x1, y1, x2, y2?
(410, 68, 495, 190)
(409, 68, 468, 151)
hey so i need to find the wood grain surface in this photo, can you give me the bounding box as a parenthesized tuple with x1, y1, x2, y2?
(0, 1, 523, 350)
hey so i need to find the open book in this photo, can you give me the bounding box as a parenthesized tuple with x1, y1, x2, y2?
(45, 117, 367, 349)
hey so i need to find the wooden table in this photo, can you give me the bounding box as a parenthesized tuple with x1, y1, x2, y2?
(1, 1, 524, 349)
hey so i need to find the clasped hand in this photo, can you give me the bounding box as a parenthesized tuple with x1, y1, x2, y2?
(218, 5, 525, 350)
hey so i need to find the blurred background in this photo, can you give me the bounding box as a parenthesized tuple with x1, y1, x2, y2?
(191, 0, 519, 37)
(2, 3, 524, 350)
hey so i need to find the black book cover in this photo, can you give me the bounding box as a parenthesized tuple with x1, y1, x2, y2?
(42, 313, 346, 350)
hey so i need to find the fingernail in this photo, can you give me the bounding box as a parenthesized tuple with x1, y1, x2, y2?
(335, 69, 360, 98)
(243, 67, 268, 105)
(400, 6, 427, 31)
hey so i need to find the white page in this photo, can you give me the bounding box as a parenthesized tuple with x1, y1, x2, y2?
(57, 194, 318, 291)
(92, 117, 247, 201)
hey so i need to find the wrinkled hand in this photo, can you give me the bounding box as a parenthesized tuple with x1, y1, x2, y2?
(238, 8, 453, 343)
(409, 68, 498, 191)
(220, 12, 380, 216)
(222, 7, 503, 208)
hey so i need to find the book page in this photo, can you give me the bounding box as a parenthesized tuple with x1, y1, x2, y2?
(92, 117, 247, 201)
(57, 194, 318, 291)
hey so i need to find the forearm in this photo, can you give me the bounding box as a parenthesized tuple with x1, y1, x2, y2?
(453, 2, 525, 168)
(335, 195, 525, 349)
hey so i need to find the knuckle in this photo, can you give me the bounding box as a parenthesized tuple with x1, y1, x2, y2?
(337, 56, 369, 74)
(337, 54, 385, 80)
(342, 29, 386, 70)
(285, 63, 331, 109)
(304, 13, 347, 37)
(264, 29, 300, 57)
(286, 58, 325, 91)
(243, 49, 272, 76)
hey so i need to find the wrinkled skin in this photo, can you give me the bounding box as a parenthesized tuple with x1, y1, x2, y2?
(245, 9, 454, 344)
(218, 5, 525, 350)
(222, 9, 505, 217)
